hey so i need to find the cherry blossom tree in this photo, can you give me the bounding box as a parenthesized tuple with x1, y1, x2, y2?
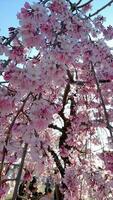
(0, 0, 113, 199)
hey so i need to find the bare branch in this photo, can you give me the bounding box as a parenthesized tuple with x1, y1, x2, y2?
(88, 0, 113, 18)
(12, 143, 28, 200)
(1, 178, 16, 183)
(2, 59, 11, 69)
(77, 0, 93, 9)
(59, 83, 70, 121)
(91, 62, 113, 139)
(0, 81, 8, 85)
(41, 0, 50, 4)
(48, 124, 63, 132)
(76, 0, 83, 6)
(48, 146, 65, 177)
(74, 145, 85, 154)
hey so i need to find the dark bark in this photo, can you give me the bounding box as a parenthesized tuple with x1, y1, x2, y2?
(54, 184, 64, 200)
(48, 147, 65, 177)
(12, 143, 28, 200)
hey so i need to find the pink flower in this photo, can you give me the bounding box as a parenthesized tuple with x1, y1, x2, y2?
(24, 2, 31, 9)
(82, 3, 92, 12)
(99, 151, 113, 172)
(60, 146, 69, 158)
(0, 187, 5, 198)
(49, 0, 68, 14)
(23, 169, 32, 181)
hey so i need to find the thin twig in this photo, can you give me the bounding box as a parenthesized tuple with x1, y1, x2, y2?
(76, 0, 83, 6)
(91, 62, 113, 139)
(5, 92, 31, 144)
(0, 81, 8, 84)
(1, 178, 16, 183)
(88, 0, 113, 18)
(2, 59, 11, 68)
(77, 0, 93, 9)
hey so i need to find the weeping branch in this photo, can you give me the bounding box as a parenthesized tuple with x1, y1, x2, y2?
(0, 146, 7, 184)
(91, 62, 113, 139)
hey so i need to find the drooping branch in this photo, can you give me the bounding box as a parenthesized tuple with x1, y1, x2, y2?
(0, 146, 7, 184)
(91, 62, 113, 138)
(5, 92, 31, 145)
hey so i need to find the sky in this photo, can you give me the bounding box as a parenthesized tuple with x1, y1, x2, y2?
(0, 0, 113, 36)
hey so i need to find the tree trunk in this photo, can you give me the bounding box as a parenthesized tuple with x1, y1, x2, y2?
(54, 184, 64, 200)
(12, 143, 28, 200)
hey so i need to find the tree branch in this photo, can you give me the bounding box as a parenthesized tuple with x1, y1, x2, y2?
(0, 81, 8, 84)
(59, 83, 70, 121)
(91, 62, 113, 139)
(48, 147, 65, 177)
(76, 0, 83, 6)
(3, 30, 18, 46)
(48, 124, 63, 132)
(88, 0, 113, 18)
(1, 178, 16, 184)
(70, 79, 110, 86)
(77, 0, 93, 9)
(0, 93, 31, 183)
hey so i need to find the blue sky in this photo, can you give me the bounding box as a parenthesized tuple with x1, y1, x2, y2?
(0, 0, 37, 35)
(0, 0, 113, 36)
